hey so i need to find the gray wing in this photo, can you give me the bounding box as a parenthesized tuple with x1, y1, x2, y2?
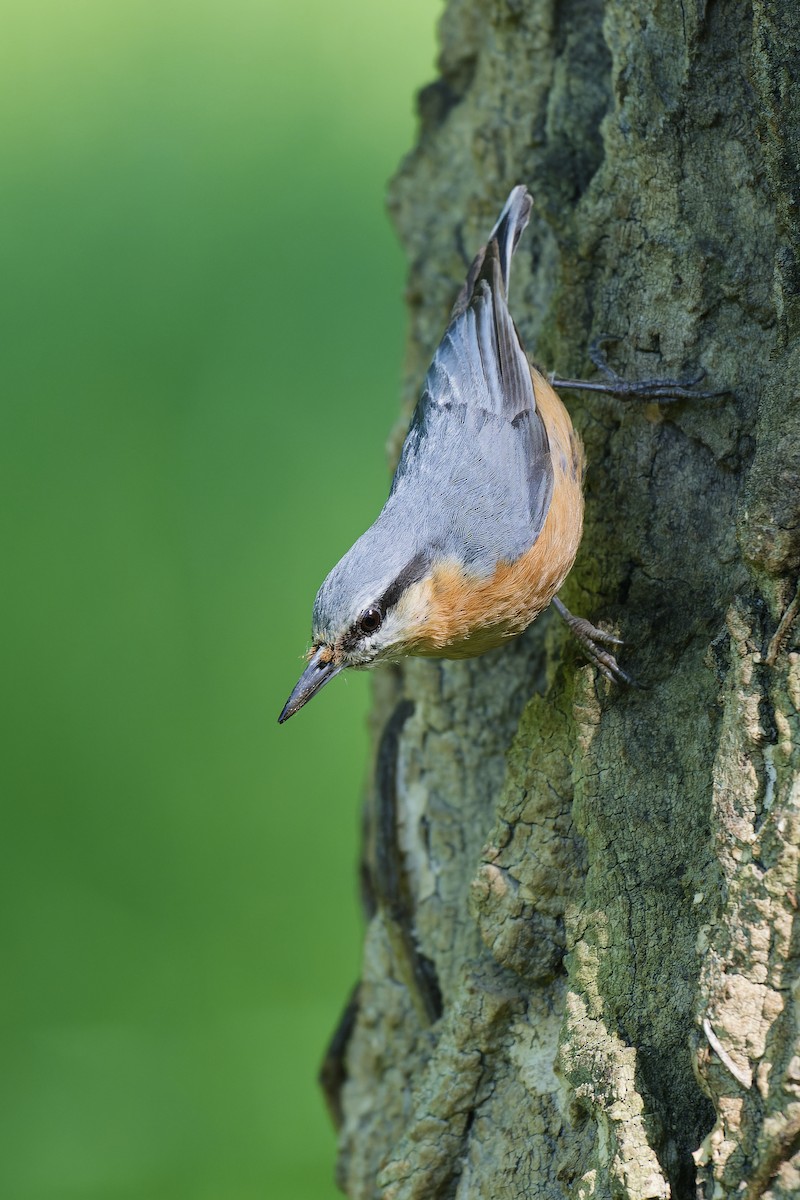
(388, 239, 554, 574)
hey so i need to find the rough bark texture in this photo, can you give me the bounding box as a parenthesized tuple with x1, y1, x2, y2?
(323, 3, 800, 1197)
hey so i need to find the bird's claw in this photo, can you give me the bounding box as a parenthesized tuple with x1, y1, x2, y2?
(588, 334, 626, 380)
(589, 333, 722, 402)
(552, 597, 642, 687)
(552, 333, 727, 404)
(564, 614, 625, 648)
(578, 633, 638, 688)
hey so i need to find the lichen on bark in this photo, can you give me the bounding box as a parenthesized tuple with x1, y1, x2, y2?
(322, 2, 800, 1197)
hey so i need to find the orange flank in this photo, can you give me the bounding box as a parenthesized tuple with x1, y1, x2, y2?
(405, 370, 585, 658)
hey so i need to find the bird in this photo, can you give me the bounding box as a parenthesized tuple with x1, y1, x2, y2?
(278, 185, 710, 723)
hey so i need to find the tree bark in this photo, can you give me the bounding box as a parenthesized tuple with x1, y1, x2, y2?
(322, 3, 800, 1197)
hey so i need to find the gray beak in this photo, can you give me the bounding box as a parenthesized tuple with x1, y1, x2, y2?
(278, 647, 343, 724)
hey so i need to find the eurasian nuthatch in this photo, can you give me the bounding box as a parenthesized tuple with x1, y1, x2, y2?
(279, 186, 711, 722)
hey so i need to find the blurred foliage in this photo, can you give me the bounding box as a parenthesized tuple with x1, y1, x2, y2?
(0, 2, 437, 1196)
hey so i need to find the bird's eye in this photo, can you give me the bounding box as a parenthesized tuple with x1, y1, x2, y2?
(358, 607, 383, 636)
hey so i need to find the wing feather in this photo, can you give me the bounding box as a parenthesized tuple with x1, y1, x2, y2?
(390, 188, 553, 567)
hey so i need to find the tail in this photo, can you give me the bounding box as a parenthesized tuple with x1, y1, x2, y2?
(452, 185, 532, 318)
(486, 185, 532, 294)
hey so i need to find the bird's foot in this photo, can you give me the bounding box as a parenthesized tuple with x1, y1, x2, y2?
(550, 334, 727, 404)
(552, 596, 639, 686)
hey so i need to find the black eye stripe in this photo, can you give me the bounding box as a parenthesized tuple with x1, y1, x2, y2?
(375, 549, 431, 612)
(343, 551, 433, 648)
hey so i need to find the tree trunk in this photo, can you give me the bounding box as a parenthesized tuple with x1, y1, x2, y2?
(322, 3, 800, 1197)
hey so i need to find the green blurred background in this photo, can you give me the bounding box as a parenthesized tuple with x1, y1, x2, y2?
(1, 3, 437, 1196)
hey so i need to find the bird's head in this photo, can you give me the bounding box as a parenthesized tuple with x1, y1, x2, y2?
(278, 520, 434, 722)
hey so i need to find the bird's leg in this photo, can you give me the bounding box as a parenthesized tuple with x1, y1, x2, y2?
(550, 334, 726, 404)
(552, 596, 637, 686)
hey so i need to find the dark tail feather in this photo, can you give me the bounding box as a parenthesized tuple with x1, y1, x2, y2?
(487, 185, 532, 294)
(451, 186, 533, 319)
